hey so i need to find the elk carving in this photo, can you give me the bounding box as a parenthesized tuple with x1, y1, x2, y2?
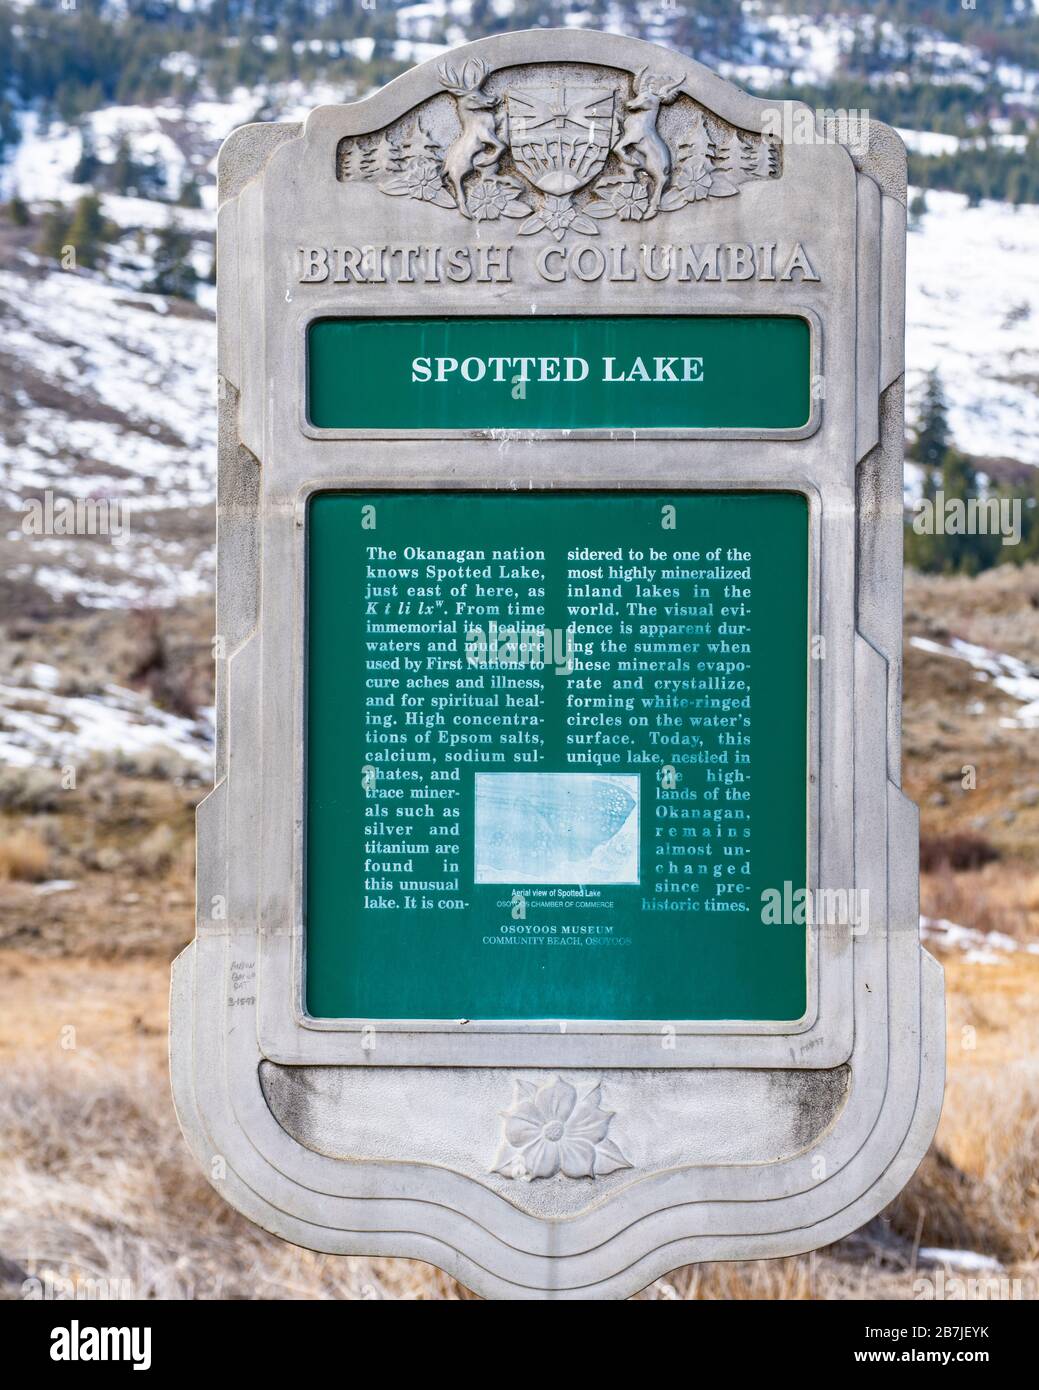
(437, 58, 506, 216)
(615, 68, 684, 215)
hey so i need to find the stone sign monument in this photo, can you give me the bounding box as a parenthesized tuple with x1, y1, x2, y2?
(170, 29, 945, 1300)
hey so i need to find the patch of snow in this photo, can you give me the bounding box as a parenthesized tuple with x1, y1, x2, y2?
(917, 1248, 1005, 1272)
(900, 128, 1029, 155)
(89, 105, 187, 198)
(28, 663, 61, 692)
(0, 112, 83, 203)
(101, 194, 212, 236)
(0, 266, 216, 512)
(898, 128, 961, 157)
(756, 12, 850, 85)
(342, 37, 376, 64)
(0, 670, 213, 776)
(910, 636, 1039, 728)
(920, 915, 1039, 960)
(907, 191, 1039, 465)
(32, 880, 78, 896)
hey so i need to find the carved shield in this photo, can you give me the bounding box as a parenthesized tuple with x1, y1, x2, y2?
(506, 85, 620, 194)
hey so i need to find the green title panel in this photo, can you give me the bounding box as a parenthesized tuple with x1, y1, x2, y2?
(307, 316, 811, 430)
(306, 491, 809, 1022)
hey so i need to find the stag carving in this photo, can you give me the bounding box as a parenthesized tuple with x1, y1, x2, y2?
(437, 58, 506, 216)
(614, 68, 684, 215)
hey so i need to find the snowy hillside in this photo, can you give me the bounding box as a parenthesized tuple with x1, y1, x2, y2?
(0, 179, 1033, 622)
(1, 107, 1036, 603)
(906, 189, 1039, 466)
(0, 2, 1037, 622)
(0, 258, 215, 609)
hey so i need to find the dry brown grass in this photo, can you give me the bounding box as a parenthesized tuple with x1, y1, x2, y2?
(922, 862, 1039, 942)
(131, 823, 177, 878)
(0, 827, 49, 883)
(0, 1055, 475, 1301)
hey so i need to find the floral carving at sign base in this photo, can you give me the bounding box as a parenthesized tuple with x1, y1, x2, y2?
(335, 60, 780, 241)
(492, 1076, 632, 1180)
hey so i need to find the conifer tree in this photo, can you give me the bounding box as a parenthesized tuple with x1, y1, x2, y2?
(373, 132, 403, 176)
(402, 121, 440, 162)
(711, 128, 742, 174)
(179, 175, 203, 208)
(66, 193, 108, 268)
(7, 192, 29, 227)
(147, 217, 197, 300)
(339, 141, 360, 179)
(358, 141, 378, 179)
(676, 114, 716, 173)
(73, 124, 99, 184)
(911, 370, 951, 470)
(35, 204, 70, 262)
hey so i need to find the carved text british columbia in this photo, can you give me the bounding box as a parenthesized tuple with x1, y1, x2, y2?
(297, 240, 819, 285)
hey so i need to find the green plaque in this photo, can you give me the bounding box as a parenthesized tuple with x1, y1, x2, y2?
(306, 490, 808, 1021)
(307, 316, 811, 430)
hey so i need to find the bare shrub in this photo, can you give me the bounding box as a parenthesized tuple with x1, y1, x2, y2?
(885, 1148, 1018, 1264)
(0, 767, 63, 814)
(131, 823, 177, 877)
(128, 609, 206, 722)
(0, 827, 50, 882)
(920, 832, 1000, 873)
(921, 862, 1037, 940)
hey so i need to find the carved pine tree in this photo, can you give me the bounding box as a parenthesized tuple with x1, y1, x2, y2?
(676, 112, 716, 171)
(373, 133, 404, 176)
(401, 121, 440, 162)
(712, 128, 743, 174)
(337, 141, 359, 179)
(757, 135, 780, 179)
(358, 141, 378, 179)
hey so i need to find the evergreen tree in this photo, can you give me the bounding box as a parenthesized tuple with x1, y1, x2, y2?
(66, 193, 108, 269)
(910, 370, 951, 469)
(358, 141, 378, 179)
(35, 204, 70, 263)
(678, 115, 717, 168)
(402, 121, 440, 162)
(179, 175, 203, 208)
(147, 217, 197, 300)
(111, 135, 137, 195)
(110, 135, 164, 198)
(755, 136, 779, 179)
(1005, 165, 1026, 207)
(338, 141, 368, 179)
(7, 192, 30, 227)
(712, 129, 743, 174)
(73, 124, 100, 184)
(939, 449, 985, 573)
(373, 132, 403, 176)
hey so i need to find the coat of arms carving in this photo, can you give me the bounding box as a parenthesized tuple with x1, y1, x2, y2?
(336, 60, 780, 240)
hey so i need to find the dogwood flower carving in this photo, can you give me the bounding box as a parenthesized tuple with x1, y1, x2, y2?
(492, 1076, 632, 1180)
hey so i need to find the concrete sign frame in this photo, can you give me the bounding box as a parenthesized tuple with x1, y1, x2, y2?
(171, 28, 944, 1299)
